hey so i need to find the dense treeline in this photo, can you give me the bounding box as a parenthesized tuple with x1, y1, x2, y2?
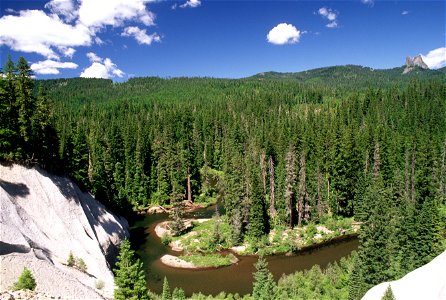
(0, 56, 59, 169)
(1, 57, 445, 299)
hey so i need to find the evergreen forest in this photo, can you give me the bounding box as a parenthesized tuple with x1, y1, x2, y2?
(1, 57, 445, 299)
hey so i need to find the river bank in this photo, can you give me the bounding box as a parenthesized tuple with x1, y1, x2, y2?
(153, 215, 359, 269)
(130, 205, 359, 296)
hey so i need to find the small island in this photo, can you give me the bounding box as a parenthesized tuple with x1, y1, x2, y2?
(155, 213, 359, 269)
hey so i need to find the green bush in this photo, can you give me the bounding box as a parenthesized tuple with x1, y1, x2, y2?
(95, 279, 105, 290)
(76, 257, 87, 273)
(12, 267, 36, 291)
(161, 233, 172, 246)
(67, 251, 75, 267)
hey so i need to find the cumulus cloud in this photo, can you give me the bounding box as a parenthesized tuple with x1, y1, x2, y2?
(180, 0, 201, 8)
(77, 0, 155, 29)
(401, 10, 409, 15)
(421, 47, 446, 69)
(0, 10, 91, 59)
(45, 0, 78, 22)
(318, 7, 338, 28)
(267, 23, 301, 45)
(81, 53, 124, 79)
(31, 59, 78, 75)
(121, 26, 161, 45)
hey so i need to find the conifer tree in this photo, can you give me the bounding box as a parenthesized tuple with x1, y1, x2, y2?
(162, 277, 171, 300)
(114, 240, 149, 300)
(252, 257, 276, 300)
(12, 267, 36, 291)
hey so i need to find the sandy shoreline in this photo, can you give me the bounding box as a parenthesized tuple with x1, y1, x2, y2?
(160, 255, 198, 269)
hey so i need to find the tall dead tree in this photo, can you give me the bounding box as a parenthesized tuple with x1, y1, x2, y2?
(268, 155, 276, 220)
(285, 146, 296, 228)
(316, 165, 323, 218)
(297, 149, 308, 226)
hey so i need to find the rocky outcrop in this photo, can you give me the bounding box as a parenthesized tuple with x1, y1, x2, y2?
(361, 250, 446, 300)
(403, 55, 429, 74)
(0, 164, 129, 299)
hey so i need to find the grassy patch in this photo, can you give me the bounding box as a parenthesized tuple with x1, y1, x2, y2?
(172, 215, 357, 256)
(179, 253, 236, 268)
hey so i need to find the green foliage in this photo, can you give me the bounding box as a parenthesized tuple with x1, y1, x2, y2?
(67, 251, 75, 267)
(178, 253, 235, 268)
(114, 240, 149, 300)
(172, 287, 186, 300)
(75, 257, 87, 273)
(381, 285, 396, 300)
(0, 57, 59, 169)
(252, 257, 277, 300)
(162, 277, 171, 300)
(161, 233, 172, 246)
(12, 267, 36, 291)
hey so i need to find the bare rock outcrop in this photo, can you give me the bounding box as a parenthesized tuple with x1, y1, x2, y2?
(403, 55, 429, 74)
(361, 250, 446, 300)
(0, 164, 130, 299)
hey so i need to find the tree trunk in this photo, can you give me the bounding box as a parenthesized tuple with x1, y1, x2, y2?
(269, 155, 276, 220)
(187, 167, 192, 202)
(285, 146, 296, 228)
(297, 150, 306, 226)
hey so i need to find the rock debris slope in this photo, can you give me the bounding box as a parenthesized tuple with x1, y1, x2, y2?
(0, 164, 129, 299)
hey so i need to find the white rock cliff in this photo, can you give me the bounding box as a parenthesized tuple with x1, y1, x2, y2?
(0, 164, 129, 299)
(361, 250, 446, 300)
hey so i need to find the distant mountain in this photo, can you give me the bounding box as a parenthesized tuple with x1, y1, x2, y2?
(250, 64, 446, 89)
(403, 55, 429, 74)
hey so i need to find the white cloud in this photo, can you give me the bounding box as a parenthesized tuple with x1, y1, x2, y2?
(57, 46, 76, 58)
(361, 0, 374, 6)
(401, 10, 409, 15)
(80, 53, 124, 79)
(77, 0, 155, 29)
(318, 7, 338, 28)
(0, 10, 91, 59)
(5, 8, 18, 14)
(86, 52, 102, 62)
(31, 59, 78, 75)
(421, 47, 446, 69)
(45, 0, 78, 22)
(121, 26, 160, 45)
(267, 23, 301, 45)
(180, 0, 201, 8)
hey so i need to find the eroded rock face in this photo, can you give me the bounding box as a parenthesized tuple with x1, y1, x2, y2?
(403, 55, 429, 74)
(361, 250, 446, 300)
(0, 164, 130, 299)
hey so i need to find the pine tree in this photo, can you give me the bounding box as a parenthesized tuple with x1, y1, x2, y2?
(12, 267, 36, 291)
(252, 257, 277, 300)
(162, 277, 171, 300)
(381, 285, 396, 300)
(114, 240, 149, 300)
(172, 287, 185, 300)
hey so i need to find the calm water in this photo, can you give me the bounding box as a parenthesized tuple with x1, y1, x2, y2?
(131, 205, 358, 296)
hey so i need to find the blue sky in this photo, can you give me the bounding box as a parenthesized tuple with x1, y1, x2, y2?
(0, 0, 445, 80)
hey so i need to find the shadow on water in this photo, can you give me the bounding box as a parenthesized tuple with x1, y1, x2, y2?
(131, 204, 359, 297)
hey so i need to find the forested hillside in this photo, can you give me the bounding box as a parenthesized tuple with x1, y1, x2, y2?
(1, 57, 445, 299)
(251, 65, 446, 89)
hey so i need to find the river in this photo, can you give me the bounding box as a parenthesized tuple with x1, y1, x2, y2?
(130, 205, 358, 296)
